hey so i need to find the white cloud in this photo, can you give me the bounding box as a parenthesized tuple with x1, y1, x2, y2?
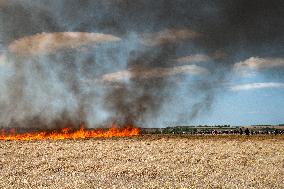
(140, 28, 200, 46)
(101, 65, 209, 82)
(230, 82, 284, 91)
(234, 57, 284, 72)
(8, 32, 121, 56)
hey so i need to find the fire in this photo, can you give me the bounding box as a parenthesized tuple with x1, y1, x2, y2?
(0, 123, 140, 141)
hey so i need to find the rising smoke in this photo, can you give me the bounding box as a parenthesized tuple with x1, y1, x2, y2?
(0, 0, 283, 128)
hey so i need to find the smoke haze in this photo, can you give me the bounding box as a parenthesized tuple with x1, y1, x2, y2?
(0, 0, 283, 128)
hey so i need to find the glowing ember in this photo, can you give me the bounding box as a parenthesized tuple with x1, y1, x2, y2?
(0, 123, 140, 141)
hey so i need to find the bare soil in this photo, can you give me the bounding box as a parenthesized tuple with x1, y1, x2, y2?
(0, 135, 283, 189)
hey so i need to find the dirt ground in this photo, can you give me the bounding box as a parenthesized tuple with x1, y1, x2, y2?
(0, 135, 283, 189)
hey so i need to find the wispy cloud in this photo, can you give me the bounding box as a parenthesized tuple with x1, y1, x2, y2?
(8, 32, 121, 56)
(234, 57, 284, 73)
(140, 28, 200, 47)
(177, 50, 227, 63)
(101, 65, 209, 82)
(230, 82, 284, 91)
(247, 111, 269, 115)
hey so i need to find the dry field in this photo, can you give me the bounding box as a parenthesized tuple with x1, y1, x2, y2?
(0, 135, 283, 189)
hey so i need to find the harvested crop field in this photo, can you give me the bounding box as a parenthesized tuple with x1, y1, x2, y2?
(0, 135, 283, 189)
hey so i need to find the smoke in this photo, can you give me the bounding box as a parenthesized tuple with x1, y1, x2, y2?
(102, 43, 210, 126)
(0, 0, 8, 8)
(0, 0, 283, 128)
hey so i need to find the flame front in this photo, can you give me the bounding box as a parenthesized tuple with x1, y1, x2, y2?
(0, 124, 140, 141)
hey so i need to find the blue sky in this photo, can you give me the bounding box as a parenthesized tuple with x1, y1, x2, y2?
(190, 67, 284, 126)
(156, 58, 284, 127)
(151, 55, 284, 127)
(197, 86, 284, 126)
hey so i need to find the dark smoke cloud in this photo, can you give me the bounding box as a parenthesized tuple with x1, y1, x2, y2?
(0, 0, 283, 128)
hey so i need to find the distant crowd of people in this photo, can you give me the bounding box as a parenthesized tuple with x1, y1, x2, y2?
(143, 128, 284, 135)
(208, 128, 284, 135)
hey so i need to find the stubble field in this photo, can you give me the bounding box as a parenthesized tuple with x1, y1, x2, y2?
(0, 135, 283, 189)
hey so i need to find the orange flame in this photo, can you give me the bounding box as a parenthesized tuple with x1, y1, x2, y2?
(0, 123, 140, 141)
